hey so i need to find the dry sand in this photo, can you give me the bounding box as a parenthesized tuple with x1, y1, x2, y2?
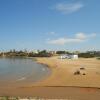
(33, 56, 100, 88)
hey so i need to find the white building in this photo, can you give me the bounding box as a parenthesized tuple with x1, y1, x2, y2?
(70, 54, 78, 59)
(60, 54, 78, 59)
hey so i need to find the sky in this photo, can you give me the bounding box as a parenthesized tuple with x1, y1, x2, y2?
(0, 0, 100, 51)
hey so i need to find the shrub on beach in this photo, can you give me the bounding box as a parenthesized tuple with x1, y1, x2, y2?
(74, 70, 81, 75)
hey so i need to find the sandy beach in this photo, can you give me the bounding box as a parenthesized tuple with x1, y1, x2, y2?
(33, 56, 100, 88)
(0, 56, 100, 99)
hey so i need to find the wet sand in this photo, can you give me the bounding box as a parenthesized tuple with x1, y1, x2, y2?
(0, 87, 100, 100)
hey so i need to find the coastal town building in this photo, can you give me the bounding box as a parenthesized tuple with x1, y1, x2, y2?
(48, 51, 57, 55)
(60, 54, 78, 59)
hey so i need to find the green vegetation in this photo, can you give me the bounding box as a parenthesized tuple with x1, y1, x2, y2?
(0, 50, 100, 58)
(56, 51, 68, 54)
(78, 51, 100, 58)
(0, 49, 52, 57)
(78, 53, 95, 58)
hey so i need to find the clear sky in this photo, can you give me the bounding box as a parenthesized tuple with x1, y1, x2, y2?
(0, 0, 100, 51)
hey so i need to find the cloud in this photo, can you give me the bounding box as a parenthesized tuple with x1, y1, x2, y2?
(52, 2, 84, 14)
(47, 38, 83, 45)
(76, 33, 96, 39)
(75, 33, 87, 39)
(47, 33, 96, 45)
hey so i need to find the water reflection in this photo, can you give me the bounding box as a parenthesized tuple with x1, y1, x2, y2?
(0, 57, 51, 87)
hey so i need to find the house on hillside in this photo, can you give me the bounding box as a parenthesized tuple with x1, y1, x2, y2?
(60, 54, 78, 59)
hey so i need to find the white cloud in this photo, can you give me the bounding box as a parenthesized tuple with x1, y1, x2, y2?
(52, 2, 84, 14)
(47, 33, 96, 45)
(76, 33, 96, 39)
(47, 38, 83, 45)
(75, 33, 87, 39)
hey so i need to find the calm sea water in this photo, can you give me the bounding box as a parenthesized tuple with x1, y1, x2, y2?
(0, 57, 51, 87)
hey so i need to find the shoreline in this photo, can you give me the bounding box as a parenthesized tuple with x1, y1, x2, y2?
(0, 56, 100, 99)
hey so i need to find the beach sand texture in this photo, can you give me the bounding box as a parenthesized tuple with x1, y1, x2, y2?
(33, 56, 100, 88)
